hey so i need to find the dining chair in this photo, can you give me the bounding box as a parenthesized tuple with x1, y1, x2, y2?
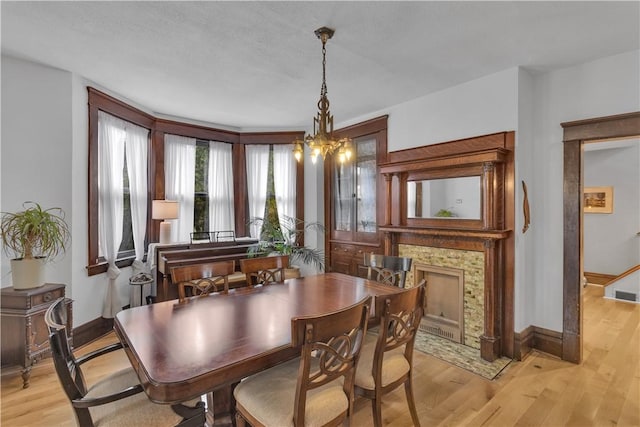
(45, 298, 205, 427)
(239, 255, 289, 287)
(170, 260, 235, 302)
(234, 295, 371, 427)
(354, 282, 425, 427)
(364, 253, 413, 288)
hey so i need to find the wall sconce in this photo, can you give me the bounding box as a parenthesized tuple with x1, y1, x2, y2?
(152, 200, 179, 244)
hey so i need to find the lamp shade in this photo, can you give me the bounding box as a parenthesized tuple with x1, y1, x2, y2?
(152, 200, 179, 220)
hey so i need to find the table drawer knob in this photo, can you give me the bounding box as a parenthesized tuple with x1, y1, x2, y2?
(43, 292, 53, 302)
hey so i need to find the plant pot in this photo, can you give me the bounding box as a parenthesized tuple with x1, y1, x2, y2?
(10, 258, 45, 289)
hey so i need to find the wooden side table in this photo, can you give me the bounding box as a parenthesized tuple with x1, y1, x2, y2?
(0, 283, 72, 388)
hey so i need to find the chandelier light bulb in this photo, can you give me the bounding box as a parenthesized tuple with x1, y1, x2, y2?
(345, 149, 352, 160)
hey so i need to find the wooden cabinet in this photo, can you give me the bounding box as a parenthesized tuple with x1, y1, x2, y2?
(329, 242, 380, 278)
(1, 283, 72, 388)
(325, 116, 387, 277)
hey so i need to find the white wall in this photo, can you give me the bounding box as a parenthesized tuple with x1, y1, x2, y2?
(337, 67, 519, 151)
(584, 143, 640, 274)
(604, 271, 640, 301)
(531, 49, 640, 331)
(1, 56, 74, 295)
(515, 67, 536, 331)
(1, 55, 147, 326)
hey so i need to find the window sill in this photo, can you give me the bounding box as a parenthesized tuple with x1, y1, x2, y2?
(86, 256, 136, 276)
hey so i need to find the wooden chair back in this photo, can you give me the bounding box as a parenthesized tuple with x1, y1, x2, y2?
(239, 255, 289, 287)
(358, 282, 425, 427)
(364, 253, 413, 288)
(45, 298, 88, 401)
(375, 281, 424, 353)
(291, 295, 371, 426)
(170, 260, 236, 302)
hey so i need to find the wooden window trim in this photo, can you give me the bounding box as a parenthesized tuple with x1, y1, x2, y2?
(87, 87, 304, 276)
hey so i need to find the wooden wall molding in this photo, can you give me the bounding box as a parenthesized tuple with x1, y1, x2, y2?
(72, 317, 114, 348)
(562, 111, 640, 364)
(514, 325, 563, 360)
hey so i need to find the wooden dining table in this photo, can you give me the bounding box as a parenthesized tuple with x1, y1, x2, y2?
(113, 272, 400, 424)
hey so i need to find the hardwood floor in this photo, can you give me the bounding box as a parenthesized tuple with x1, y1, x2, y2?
(2, 285, 638, 426)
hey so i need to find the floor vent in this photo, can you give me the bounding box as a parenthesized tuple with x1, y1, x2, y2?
(615, 290, 638, 302)
(419, 322, 455, 341)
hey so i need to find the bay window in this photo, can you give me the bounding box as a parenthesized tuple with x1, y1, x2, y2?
(87, 87, 304, 276)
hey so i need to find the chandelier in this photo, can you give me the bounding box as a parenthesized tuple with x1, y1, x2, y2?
(293, 27, 352, 164)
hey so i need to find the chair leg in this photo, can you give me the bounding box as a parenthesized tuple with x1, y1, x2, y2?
(235, 411, 246, 427)
(404, 378, 421, 427)
(371, 395, 383, 427)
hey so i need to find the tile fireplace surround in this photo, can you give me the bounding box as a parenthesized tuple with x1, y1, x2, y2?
(401, 245, 484, 349)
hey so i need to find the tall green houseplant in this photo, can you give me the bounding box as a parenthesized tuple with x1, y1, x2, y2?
(0, 202, 70, 289)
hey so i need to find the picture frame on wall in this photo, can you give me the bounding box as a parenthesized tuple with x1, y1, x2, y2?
(583, 186, 613, 214)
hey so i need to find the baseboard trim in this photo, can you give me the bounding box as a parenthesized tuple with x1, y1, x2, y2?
(73, 317, 114, 348)
(514, 325, 563, 360)
(584, 271, 616, 285)
(514, 325, 534, 360)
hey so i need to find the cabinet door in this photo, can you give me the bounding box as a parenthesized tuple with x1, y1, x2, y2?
(28, 311, 50, 355)
(332, 137, 378, 236)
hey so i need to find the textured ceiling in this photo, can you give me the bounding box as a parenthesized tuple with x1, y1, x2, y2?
(2, 1, 638, 130)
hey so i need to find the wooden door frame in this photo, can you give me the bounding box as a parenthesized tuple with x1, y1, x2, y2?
(561, 111, 640, 363)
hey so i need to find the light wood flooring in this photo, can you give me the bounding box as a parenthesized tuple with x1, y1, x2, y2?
(1, 285, 638, 426)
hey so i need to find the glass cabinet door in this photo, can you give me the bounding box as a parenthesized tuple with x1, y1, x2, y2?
(332, 137, 377, 234)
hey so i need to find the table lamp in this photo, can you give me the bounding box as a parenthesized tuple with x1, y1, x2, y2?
(152, 200, 179, 244)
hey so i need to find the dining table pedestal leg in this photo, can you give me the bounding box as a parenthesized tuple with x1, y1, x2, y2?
(206, 384, 236, 427)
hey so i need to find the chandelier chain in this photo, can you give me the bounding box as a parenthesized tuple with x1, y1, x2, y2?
(321, 38, 327, 98)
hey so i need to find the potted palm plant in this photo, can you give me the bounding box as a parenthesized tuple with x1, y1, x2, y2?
(0, 202, 70, 289)
(248, 215, 325, 274)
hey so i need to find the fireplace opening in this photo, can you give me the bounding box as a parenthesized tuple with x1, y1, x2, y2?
(414, 264, 465, 344)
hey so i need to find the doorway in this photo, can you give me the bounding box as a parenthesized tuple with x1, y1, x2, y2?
(561, 112, 640, 363)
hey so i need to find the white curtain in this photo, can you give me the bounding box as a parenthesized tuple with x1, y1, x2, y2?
(245, 145, 270, 238)
(208, 141, 235, 232)
(164, 134, 196, 243)
(273, 144, 296, 240)
(124, 122, 149, 273)
(98, 111, 126, 318)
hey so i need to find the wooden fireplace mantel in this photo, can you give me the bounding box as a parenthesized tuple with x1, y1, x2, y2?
(378, 131, 515, 361)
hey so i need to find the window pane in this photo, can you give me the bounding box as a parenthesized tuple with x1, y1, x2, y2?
(356, 138, 377, 232)
(194, 142, 209, 232)
(118, 157, 134, 253)
(194, 193, 209, 232)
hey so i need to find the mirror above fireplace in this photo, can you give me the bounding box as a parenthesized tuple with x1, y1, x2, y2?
(407, 176, 481, 220)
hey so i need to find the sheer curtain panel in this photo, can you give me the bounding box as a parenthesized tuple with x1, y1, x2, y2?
(164, 134, 196, 243)
(245, 145, 270, 238)
(124, 122, 149, 273)
(208, 141, 235, 233)
(98, 111, 126, 318)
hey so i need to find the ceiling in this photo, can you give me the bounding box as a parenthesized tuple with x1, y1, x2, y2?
(2, 1, 638, 131)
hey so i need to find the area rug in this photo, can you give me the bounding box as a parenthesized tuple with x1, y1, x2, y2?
(413, 331, 511, 380)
